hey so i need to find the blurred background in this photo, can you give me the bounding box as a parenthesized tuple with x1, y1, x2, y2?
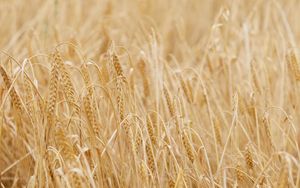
(1, 0, 299, 61)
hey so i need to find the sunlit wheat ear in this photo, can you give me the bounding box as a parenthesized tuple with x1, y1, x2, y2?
(24, 76, 34, 117)
(138, 161, 148, 184)
(55, 122, 75, 163)
(110, 52, 131, 134)
(116, 81, 124, 120)
(81, 64, 93, 97)
(138, 59, 150, 98)
(163, 86, 175, 117)
(244, 146, 254, 171)
(150, 112, 158, 136)
(146, 141, 155, 175)
(287, 51, 300, 80)
(235, 163, 245, 186)
(122, 119, 131, 135)
(180, 77, 192, 103)
(262, 114, 274, 151)
(168, 176, 175, 188)
(111, 53, 127, 87)
(181, 131, 194, 163)
(130, 131, 137, 158)
(163, 86, 181, 133)
(165, 145, 173, 172)
(115, 75, 130, 134)
(134, 128, 142, 154)
(46, 53, 60, 127)
(70, 172, 83, 188)
(83, 95, 99, 136)
(56, 122, 83, 187)
(186, 79, 194, 101)
(54, 50, 79, 115)
(0, 65, 24, 133)
(0, 66, 23, 114)
(112, 53, 124, 78)
(146, 114, 156, 145)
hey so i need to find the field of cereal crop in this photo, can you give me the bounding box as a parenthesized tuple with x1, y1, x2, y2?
(0, 0, 300, 187)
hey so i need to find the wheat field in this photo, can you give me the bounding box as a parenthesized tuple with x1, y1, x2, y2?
(0, 0, 300, 187)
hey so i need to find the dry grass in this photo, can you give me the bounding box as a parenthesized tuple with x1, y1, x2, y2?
(1, 0, 300, 187)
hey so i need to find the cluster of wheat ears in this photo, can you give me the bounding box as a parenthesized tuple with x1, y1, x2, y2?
(1, 0, 300, 187)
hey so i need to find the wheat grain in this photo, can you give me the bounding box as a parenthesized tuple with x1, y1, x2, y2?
(83, 95, 100, 136)
(244, 147, 254, 171)
(146, 141, 155, 174)
(54, 50, 79, 115)
(146, 114, 156, 145)
(0, 66, 23, 114)
(182, 131, 194, 163)
(46, 53, 60, 127)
